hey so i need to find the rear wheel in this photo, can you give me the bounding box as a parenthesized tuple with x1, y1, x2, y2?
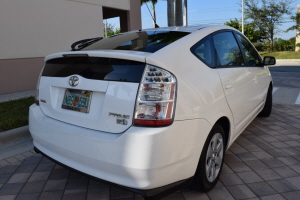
(258, 85, 272, 117)
(192, 123, 225, 192)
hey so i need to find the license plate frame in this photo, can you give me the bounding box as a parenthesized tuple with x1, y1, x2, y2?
(61, 89, 92, 113)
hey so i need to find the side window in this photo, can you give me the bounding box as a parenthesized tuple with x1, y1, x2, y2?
(212, 32, 245, 67)
(236, 34, 262, 66)
(190, 35, 215, 67)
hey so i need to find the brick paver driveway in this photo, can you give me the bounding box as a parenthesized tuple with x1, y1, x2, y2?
(1, 104, 300, 200)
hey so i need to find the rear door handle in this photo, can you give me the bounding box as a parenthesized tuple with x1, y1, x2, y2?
(225, 84, 233, 89)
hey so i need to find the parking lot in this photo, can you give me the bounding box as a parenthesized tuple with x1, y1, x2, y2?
(1, 65, 300, 200)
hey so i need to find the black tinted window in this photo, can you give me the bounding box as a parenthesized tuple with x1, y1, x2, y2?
(213, 32, 244, 67)
(42, 57, 145, 83)
(236, 34, 262, 66)
(191, 35, 215, 67)
(80, 31, 190, 53)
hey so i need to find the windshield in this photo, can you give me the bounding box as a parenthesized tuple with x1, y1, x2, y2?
(79, 31, 190, 53)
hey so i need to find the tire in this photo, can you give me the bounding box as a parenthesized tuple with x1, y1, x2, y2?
(258, 85, 272, 117)
(191, 123, 225, 192)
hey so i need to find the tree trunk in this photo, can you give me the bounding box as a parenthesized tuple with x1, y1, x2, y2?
(152, 2, 156, 28)
(175, 0, 183, 26)
(183, 0, 187, 26)
(167, 0, 175, 26)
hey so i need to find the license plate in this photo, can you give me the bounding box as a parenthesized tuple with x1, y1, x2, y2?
(62, 89, 92, 113)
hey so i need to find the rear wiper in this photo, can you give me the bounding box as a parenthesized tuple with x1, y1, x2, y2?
(71, 37, 103, 51)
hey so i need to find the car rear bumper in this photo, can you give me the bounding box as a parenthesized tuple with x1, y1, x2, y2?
(29, 104, 212, 190)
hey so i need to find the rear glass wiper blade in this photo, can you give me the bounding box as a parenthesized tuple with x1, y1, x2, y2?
(71, 37, 103, 51)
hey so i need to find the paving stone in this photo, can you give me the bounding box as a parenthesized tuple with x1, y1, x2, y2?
(286, 176, 300, 190)
(289, 164, 300, 174)
(244, 159, 269, 170)
(220, 163, 234, 175)
(0, 195, 17, 200)
(243, 144, 263, 152)
(5, 157, 19, 164)
(20, 181, 46, 194)
(49, 169, 70, 180)
(28, 171, 51, 182)
(0, 174, 12, 184)
(277, 156, 299, 166)
(281, 147, 300, 156)
(247, 182, 277, 197)
(88, 179, 110, 188)
(226, 162, 251, 173)
(40, 157, 52, 163)
(220, 174, 243, 186)
(270, 142, 290, 149)
(260, 136, 279, 143)
(267, 179, 297, 193)
(0, 160, 10, 167)
(273, 166, 299, 178)
(65, 177, 88, 190)
(62, 189, 86, 200)
(237, 171, 263, 183)
(22, 156, 43, 164)
(255, 168, 281, 181)
(43, 179, 68, 192)
(274, 135, 292, 141)
(39, 191, 64, 200)
(35, 162, 55, 172)
(226, 184, 256, 199)
(281, 191, 300, 200)
(284, 140, 300, 147)
(182, 190, 210, 200)
(0, 183, 25, 195)
(251, 151, 273, 159)
(15, 193, 40, 200)
(261, 158, 286, 168)
(224, 154, 241, 163)
(22, 152, 34, 157)
(86, 187, 110, 200)
(7, 173, 31, 183)
(235, 152, 257, 161)
(259, 194, 285, 200)
(69, 172, 86, 179)
(0, 166, 19, 175)
(287, 134, 300, 140)
(15, 163, 37, 173)
(266, 149, 289, 157)
(161, 191, 185, 200)
(207, 187, 234, 200)
(228, 143, 248, 154)
(54, 164, 65, 170)
(256, 142, 276, 151)
(110, 186, 134, 199)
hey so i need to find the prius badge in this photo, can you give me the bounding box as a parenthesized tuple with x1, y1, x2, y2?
(69, 76, 79, 87)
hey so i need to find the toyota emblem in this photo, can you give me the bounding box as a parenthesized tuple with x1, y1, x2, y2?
(69, 76, 79, 87)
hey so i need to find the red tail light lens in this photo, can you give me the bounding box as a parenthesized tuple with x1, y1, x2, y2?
(134, 65, 177, 126)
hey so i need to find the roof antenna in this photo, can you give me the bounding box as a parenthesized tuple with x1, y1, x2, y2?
(145, 3, 160, 28)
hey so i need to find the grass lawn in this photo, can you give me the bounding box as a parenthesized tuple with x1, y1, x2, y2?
(0, 96, 35, 132)
(259, 51, 300, 59)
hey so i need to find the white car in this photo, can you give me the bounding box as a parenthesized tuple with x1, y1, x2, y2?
(29, 25, 275, 198)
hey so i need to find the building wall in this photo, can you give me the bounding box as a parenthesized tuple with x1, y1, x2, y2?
(0, 0, 141, 95)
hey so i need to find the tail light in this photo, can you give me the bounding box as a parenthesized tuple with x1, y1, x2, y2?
(133, 65, 177, 126)
(35, 67, 43, 105)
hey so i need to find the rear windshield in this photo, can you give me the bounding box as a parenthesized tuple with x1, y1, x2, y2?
(80, 31, 190, 53)
(42, 57, 145, 83)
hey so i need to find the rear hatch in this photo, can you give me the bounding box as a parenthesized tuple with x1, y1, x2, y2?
(38, 52, 148, 133)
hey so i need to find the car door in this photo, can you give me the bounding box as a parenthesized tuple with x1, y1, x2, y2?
(234, 32, 270, 111)
(213, 31, 263, 135)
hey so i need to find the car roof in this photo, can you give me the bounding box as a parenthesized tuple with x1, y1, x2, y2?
(142, 25, 226, 33)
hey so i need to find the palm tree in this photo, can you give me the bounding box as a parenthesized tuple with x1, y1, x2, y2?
(167, 0, 175, 26)
(175, 0, 183, 26)
(141, 0, 158, 28)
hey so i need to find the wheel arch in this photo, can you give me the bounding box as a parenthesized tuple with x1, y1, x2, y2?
(215, 117, 231, 149)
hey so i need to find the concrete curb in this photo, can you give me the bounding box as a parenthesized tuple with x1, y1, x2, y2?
(275, 59, 300, 66)
(0, 125, 32, 148)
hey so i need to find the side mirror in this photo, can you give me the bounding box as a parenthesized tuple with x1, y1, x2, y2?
(263, 56, 276, 65)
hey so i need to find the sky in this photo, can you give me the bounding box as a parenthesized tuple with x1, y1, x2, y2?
(107, 0, 300, 40)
